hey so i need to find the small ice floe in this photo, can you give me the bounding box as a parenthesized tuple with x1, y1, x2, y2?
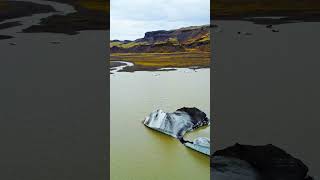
(237, 32, 252, 36)
(50, 41, 61, 44)
(153, 73, 160, 76)
(213, 25, 223, 33)
(189, 67, 199, 72)
(266, 24, 273, 28)
(212, 24, 219, 28)
(216, 29, 223, 33)
(183, 69, 193, 73)
(184, 137, 210, 155)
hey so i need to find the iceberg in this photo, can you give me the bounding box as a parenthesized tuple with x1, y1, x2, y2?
(143, 109, 193, 139)
(143, 107, 210, 155)
(143, 107, 209, 139)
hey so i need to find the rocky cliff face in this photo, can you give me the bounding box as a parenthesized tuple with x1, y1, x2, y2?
(111, 25, 210, 53)
(110, 41, 185, 53)
(138, 26, 209, 44)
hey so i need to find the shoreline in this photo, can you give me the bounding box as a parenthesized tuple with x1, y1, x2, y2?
(0, 0, 56, 38)
(0, 35, 13, 40)
(22, 0, 109, 35)
(0, 1, 55, 23)
(110, 52, 210, 72)
(0, 21, 21, 30)
(212, 0, 320, 19)
(212, 1, 320, 25)
(214, 14, 320, 25)
(110, 60, 209, 73)
(0, 0, 108, 35)
(0, 0, 78, 39)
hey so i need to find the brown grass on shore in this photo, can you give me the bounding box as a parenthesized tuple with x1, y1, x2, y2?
(110, 52, 210, 69)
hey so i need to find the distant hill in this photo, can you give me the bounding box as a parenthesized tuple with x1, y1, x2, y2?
(110, 25, 210, 53)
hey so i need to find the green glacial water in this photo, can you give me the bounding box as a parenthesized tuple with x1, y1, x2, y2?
(111, 68, 210, 180)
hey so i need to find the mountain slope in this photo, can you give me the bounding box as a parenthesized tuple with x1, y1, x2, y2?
(110, 25, 210, 53)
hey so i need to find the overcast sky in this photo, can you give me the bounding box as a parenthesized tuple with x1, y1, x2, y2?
(110, 0, 210, 40)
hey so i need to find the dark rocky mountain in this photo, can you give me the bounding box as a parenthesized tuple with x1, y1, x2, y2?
(110, 25, 210, 53)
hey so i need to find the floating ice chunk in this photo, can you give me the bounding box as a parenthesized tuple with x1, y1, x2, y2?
(184, 137, 210, 155)
(144, 109, 194, 138)
(143, 107, 209, 139)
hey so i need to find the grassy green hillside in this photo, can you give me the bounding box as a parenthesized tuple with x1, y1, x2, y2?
(111, 25, 210, 53)
(110, 25, 210, 71)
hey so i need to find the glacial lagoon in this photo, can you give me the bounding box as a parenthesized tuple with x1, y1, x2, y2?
(110, 68, 210, 180)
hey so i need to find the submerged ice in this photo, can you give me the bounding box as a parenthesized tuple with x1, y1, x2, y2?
(143, 107, 210, 155)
